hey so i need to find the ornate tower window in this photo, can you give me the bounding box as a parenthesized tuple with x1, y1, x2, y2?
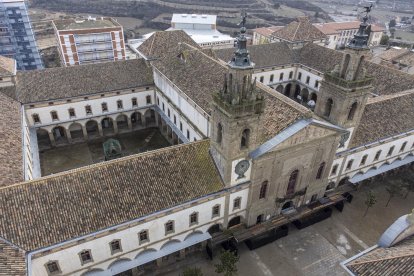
(316, 162, 325, 179)
(217, 123, 223, 144)
(348, 102, 358, 121)
(259, 181, 268, 199)
(287, 170, 299, 195)
(240, 129, 250, 149)
(325, 98, 333, 117)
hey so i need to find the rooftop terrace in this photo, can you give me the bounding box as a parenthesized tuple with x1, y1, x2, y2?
(54, 17, 120, 31)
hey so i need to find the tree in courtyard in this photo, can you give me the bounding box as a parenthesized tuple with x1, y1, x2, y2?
(364, 190, 377, 217)
(380, 34, 389, 45)
(385, 179, 404, 207)
(181, 267, 203, 276)
(215, 250, 239, 276)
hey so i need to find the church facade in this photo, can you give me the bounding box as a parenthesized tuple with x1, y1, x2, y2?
(0, 13, 413, 276)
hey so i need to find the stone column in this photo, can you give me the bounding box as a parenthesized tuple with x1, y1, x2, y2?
(98, 123, 103, 137)
(48, 131, 56, 147)
(82, 125, 88, 140)
(155, 113, 160, 126)
(127, 116, 132, 130)
(142, 115, 147, 128)
(65, 128, 72, 143)
(113, 120, 118, 134)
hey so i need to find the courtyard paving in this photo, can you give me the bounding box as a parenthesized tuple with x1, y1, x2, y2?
(158, 171, 414, 276)
(39, 128, 171, 176)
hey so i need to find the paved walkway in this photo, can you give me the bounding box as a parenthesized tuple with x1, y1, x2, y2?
(158, 171, 414, 276)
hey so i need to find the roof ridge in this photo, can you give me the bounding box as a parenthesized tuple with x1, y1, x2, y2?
(349, 249, 414, 266)
(367, 88, 414, 104)
(148, 32, 157, 57)
(0, 140, 209, 191)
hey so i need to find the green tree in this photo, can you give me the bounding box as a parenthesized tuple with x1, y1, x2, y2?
(364, 190, 377, 217)
(380, 34, 389, 45)
(389, 19, 396, 28)
(215, 250, 239, 276)
(385, 180, 404, 207)
(181, 267, 203, 276)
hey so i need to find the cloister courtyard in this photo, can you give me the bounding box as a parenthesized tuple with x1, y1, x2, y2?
(39, 127, 171, 176)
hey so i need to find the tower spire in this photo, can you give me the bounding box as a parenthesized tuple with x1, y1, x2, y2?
(229, 11, 254, 69)
(347, 4, 372, 50)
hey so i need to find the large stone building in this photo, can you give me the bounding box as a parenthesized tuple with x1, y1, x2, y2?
(53, 17, 126, 66)
(0, 12, 413, 276)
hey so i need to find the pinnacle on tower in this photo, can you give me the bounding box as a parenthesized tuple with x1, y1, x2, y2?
(228, 11, 254, 69)
(347, 4, 372, 50)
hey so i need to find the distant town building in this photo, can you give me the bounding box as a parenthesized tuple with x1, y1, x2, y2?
(372, 47, 414, 74)
(253, 17, 327, 48)
(0, 0, 43, 70)
(314, 21, 384, 49)
(168, 13, 235, 49)
(253, 19, 384, 50)
(52, 17, 126, 66)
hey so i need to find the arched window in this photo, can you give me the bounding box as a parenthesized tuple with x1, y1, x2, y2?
(259, 76, 264, 83)
(270, 74, 274, 82)
(289, 71, 293, 79)
(316, 162, 325, 179)
(325, 98, 333, 117)
(279, 73, 284, 81)
(341, 54, 351, 78)
(287, 170, 299, 195)
(216, 123, 223, 144)
(259, 181, 268, 199)
(240, 129, 250, 149)
(348, 102, 357, 121)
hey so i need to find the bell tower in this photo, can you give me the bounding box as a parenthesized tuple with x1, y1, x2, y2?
(210, 12, 265, 186)
(315, 6, 374, 135)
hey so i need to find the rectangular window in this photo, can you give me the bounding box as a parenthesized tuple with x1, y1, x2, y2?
(162, 103, 165, 112)
(110, 240, 122, 254)
(360, 155, 368, 166)
(79, 250, 92, 265)
(165, 221, 174, 235)
(233, 198, 241, 210)
(187, 130, 190, 140)
(260, 76, 264, 83)
(157, 97, 160, 106)
(180, 122, 183, 132)
(69, 108, 76, 118)
(146, 95, 151, 104)
(400, 142, 407, 152)
(32, 114, 40, 124)
(212, 205, 220, 218)
(298, 72, 302, 80)
(139, 230, 149, 243)
(85, 105, 92, 115)
(315, 80, 319, 88)
(132, 98, 138, 107)
(346, 160, 353, 171)
(189, 213, 198, 226)
(167, 108, 170, 118)
(289, 71, 293, 79)
(174, 115, 177, 125)
(117, 100, 123, 109)
(51, 111, 58, 121)
(102, 103, 108, 112)
(279, 73, 283, 81)
(387, 146, 395, 156)
(306, 76, 310, 84)
(374, 150, 381, 161)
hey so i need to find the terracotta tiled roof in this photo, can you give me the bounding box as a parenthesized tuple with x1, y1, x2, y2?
(258, 84, 310, 143)
(0, 239, 26, 276)
(0, 92, 23, 188)
(378, 48, 409, 62)
(298, 42, 344, 72)
(153, 42, 227, 113)
(271, 17, 326, 42)
(137, 30, 200, 60)
(254, 26, 283, 37)
(15, 59, 154, 104)
(346, 236, 414, 276)
(0, 55, 16, 77)
(0, 140, 224, 251)
(350, 89, 414, 148)
(214, 42, 297, 68)
(315, 21, 384, 35)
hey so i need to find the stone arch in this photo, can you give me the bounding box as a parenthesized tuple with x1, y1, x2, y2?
(184, 230, 204, 241)
(325, 98, 334, 117)
(144, 109, 156, 126)
(160, 239, 181, 250)
(294, 84, 301, 99)
(131, 111, 143, 128)
(281, 201, 293, 210)
(108, 258, 131, 270)
(276, 85, 284, 93)
(69, 122, 83, 140)
(311, 93, 317, 102)
(135, 248, 157, 260)
(81, 268, 105, 276)
(101, 117, 114, 136)
(116, 114, 129, 131)
(85, 120, 99, 138)
(338, 177, 350, 186)
(348, 102, 358, 121)
(300, 88, 309, 103)
(36, 128, 51, 149)
(228, 216, 242, 228)
(284, 83, 291, 96)
(52, 126, 67, 144)
(208, 223, 223, 235)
